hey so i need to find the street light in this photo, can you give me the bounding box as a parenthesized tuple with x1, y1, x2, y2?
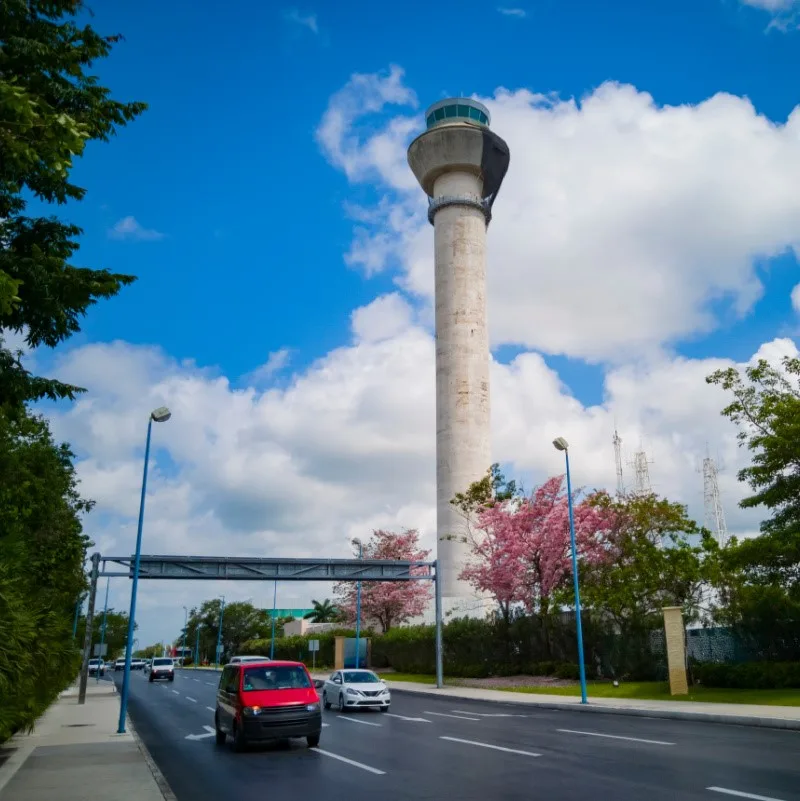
(351, 537, 363, 669)
(553, 436, 588, 704)
(215, 597, 225, 669)
(195, 623, 203, 667)
(97, 577, 110, 682)
(117, 406, 172, 734)
(182, 606, 188, 667)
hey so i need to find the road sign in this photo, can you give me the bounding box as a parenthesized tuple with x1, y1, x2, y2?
(308, 640, 320, 652)
(93, 643, 108, 657)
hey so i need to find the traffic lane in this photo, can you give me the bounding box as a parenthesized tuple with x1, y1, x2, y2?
(122, 673, 386, 801)
(135, 672, 800, 801)
(388, 691, 800, 796)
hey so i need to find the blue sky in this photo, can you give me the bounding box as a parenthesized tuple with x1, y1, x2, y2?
(35, 0, 800, 644)
(61, 0, 799, 398)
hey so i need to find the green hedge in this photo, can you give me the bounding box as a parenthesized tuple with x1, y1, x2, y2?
(243, 628, 360, 668)
(693, 661, 800, 689)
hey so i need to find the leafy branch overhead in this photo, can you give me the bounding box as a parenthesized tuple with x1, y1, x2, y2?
(0, 0, 145, 404)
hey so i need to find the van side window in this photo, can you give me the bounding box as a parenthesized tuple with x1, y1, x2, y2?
(225, 667, 239, 694)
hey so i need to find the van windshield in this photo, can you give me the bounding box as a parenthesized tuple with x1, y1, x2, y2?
(242, 665, 311, 691)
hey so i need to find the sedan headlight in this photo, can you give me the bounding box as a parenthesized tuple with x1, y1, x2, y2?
(346, 688, 361, 696)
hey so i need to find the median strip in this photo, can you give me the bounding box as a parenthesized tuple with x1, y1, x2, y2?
(557, 728, 675, 746)
(312, 748, 385, 775)
(439, 736, 540, 757)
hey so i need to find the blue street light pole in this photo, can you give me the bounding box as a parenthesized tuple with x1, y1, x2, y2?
(195, 623, 202, 666)
(270, 581, 277, 659)
(97, 578, 110, 682)
(72, 594, 82, 640)
(553, 437, 588, 704)
(182, 606, 188, 667)
(352, 538, 363, 669)
(215, 597, 225, 668)
(117, 407, 172, 735)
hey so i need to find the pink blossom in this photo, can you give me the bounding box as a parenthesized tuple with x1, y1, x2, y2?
(334, 529, 432, 632)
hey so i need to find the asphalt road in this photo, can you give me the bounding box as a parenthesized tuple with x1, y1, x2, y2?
(113, 668, 800, 801)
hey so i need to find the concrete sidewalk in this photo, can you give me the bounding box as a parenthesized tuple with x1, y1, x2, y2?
(311, 672, 800, 730)
(0, 679, 170, 801)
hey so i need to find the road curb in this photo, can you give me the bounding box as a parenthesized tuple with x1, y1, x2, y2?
(390, 688, 800, 731)
(128, 716, 178, 801)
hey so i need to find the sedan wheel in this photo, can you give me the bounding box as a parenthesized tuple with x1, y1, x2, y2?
(339, 693, 347, 712)
(322, 691, 331, 710)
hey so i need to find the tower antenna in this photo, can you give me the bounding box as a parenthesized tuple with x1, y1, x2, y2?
(703, 453, 729, 548)
(612, 428, 625, 496)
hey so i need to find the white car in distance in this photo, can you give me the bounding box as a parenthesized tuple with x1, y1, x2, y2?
(322, 669, 391, 712)
(227, 655, 270, 666)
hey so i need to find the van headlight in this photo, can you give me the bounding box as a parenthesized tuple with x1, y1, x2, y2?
(306, 702, 320, 712)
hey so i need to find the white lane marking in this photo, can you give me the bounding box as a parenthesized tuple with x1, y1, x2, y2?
(707, 788, 787, 801)
(424, 711, 480, 721)
(172, 690, 180, 695)
(193, 679, 201, 683)
(385, 713, 431, 723)
(452, 710, 527, 718)
(322, 722, 330, 728)
(185, 726, 216, 741)
(557, 728, 675, 746)
(337, 716, 381, 727)
(206, 707, 215, 712)
(205, 682, 215, 686)
(439, 736, 540, 757)
(312, 748, 385, 775)
(185, 696, 197, 703)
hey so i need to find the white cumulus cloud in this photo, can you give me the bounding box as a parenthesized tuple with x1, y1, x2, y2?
(108, 216, 165, 242)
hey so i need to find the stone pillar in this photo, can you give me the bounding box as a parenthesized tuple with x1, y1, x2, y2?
(662, 606, 688, 695)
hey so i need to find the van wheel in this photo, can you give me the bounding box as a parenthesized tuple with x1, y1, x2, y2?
(322, 691, 331, 710)
(232, 722, 247, 753)
(307, 733, 320, 748)
(214, 714, 226, 746)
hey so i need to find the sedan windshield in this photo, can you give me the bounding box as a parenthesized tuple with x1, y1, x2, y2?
(243, 665, 311, 691)
(343, 671, 381, 683)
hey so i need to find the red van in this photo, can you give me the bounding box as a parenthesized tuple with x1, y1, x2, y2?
(214, 660, 322, 751)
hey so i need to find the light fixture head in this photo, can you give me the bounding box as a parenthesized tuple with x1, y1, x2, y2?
(150, 406, 171, 423)
(552, 437, 569, 452)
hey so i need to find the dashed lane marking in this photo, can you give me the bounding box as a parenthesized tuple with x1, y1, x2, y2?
(337, 716, 381, 727)
(172, 690, 180, 695)
(707, 789, 787, 801)
(424, 711, 480, 721)
(312, 748, 385, 775)
(185, 697, 197, 703)
(206, 707, 215, 712)
(557, 729, 675, 746)
(439, 736, 540, 758)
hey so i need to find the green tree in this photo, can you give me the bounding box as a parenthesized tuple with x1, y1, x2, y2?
(0, 0, 144, 404)
(707, 357, 800, 657)
(184, 600, 271, 662)
(304, 599, 339, 623)
(451, 463, 521, 515)
(75, 609, 133, 662)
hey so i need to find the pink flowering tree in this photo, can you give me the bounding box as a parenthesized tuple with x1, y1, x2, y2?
(460, 475, 616, 621)
(334, 529, 432, 633)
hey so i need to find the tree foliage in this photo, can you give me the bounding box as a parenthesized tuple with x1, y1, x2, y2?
(0, 0, 143, 404)
(74, 608, 132, 662)
(304, 598, 340, 623)
(183, 600, 272, 662)
(459, 475, 615, 622)
(334, 529, 432, 632)
(707, 356, 800, 647)
(0, 0, 145, 742)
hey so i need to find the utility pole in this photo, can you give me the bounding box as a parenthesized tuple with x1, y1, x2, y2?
(78, 553, 101, 704)
(97, 577, 110, 682)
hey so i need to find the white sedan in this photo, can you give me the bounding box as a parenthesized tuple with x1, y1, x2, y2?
(322, 669, 391, 712)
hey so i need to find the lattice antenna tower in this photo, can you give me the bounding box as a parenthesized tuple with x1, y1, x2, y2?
(612, 429, 625, 495)
(629, 445, 654, 496)
(703, 454, 729, 548)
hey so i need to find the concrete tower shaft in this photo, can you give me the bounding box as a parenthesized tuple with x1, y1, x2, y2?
(407, 99, 510, 606)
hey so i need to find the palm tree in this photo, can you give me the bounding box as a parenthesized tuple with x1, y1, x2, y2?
(304, 599, 339, 623)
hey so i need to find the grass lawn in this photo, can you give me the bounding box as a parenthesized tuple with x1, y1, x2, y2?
(379, 673, 800, 706)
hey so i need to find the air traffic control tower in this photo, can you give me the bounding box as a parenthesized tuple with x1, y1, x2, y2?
(407, 98, 510, 615)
